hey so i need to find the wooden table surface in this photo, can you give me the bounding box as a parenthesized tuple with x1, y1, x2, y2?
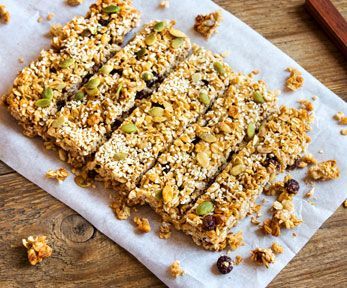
(1, 0, 346, 287)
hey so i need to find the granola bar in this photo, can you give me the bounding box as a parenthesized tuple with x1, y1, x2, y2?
(5, 0, 140, 138)
(90, 45, 232, 191)
(47, 21, 191, 167)
(181, 106, 313, 250)
(129, 73, 278, 223)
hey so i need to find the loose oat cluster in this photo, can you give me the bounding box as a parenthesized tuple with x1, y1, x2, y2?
(286, 67, 304, 91)
(0, 4, 10, 24)
(22, 236, 53, 266)
(307, 160, 340, 181)
(133, 217, 151, 233)
(45, 168, 69, 182)
(169, 260, 185, 277)
(194, 11, 223, 39)
(250, 247, 276, 268)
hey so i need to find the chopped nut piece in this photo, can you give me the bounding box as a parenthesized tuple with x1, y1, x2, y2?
(66, 0, 84, 6)
(250, 248, 276, 268)
(226, 231, 245, 251)
(47, 12, 55, 21)
(194, 10, 222, 39)
(341, 129, 347, 136)
(159, 0, 170, 8)
(133, 217, 151, 233)
(111, 196, 131, 220)
(286, 67, 304, 91)
(343, 200, 347, 208)
(234, 255, 243, 265)
(169, 260, 184, 277)
(305, 187, 315, 198)
(0, 4, 10, 24)
(45, 168, 69, 182)
(298, 99, 314, 112)
(307, 160, 340, 181)
(22, 235, 52, 265)
(159, 222, 172, 239)
(271, 242, 284, 254)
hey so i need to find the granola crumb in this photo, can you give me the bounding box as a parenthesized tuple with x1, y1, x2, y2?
(111, 197, 131, 220)
(0, 4, 10, 24)
(340, 129, 347, 136)
(234, 255, 243, 265)
(305, 187, 315, 198)
(250, 248, 276, 268)
(194, 10, 222, 39)
(226, 231, 245, 251)
(18, 57, 25, 64)
(292, 232, 297, 237)
(312, 95, 318, 101)
(37, 16, 43, 23)
(66, 0, 84, 7)
(45, 168, 69, 182)
(298, 99, 314, 112)
(47, 12, 55, 21)
(286, 67, 304, 91)
(159, 222, 172, 239)
(169, 260, 184, 277)
(318, 150, 324, 154)
(307, 160, 340, 181)
(271, 242, 284, 254)
(22, 235, 52, 266)
(343, 200, 347, 208)
(133, 217, 151, 233)
(159, 0, 170, 8)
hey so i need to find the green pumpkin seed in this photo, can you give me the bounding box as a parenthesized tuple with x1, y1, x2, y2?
(169, 27, 187, 38)
(196, 201, 214, 216)
(121, 123, 137, 133)
(155, 190, 162, 200)
(253, 91, 265, 104)
(199, 132, 217, 143)
(230, 164, 245, 176)
(59, 58, 75, 69)
(114, 152, 128, 161)
(99, 64, 113, 75)
(154, 21, 167, 32)
(136, 47, 147, 59)
(85, 78, 100, 89)
(149, 107, 164, 117)
(213, 62, 226, 76)
(247, 122, 255, 138)
(51, 115, 66, 128)
(142, 71, 154, 81)
(171, 37, 184, 49)
(145, 33, 157, 46)
(115, 83, 123, 97)
(103, 5, 120, 13)
(198, 92, 210, 105)
(75, 91, 85, 101)
(43, 87, 53, 100)
(85, 88, 99, 97)
(35, 98, 51, 108)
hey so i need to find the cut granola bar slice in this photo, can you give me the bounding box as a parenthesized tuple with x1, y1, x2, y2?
(129, 73, 278, 223)
(47, 21, 191, 167)
(5, 0, 140, 138)
(181, 106, 313, 250)
(90, 45, 232, 192)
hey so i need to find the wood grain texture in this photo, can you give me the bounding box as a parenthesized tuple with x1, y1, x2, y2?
(0, 0, 346, 287)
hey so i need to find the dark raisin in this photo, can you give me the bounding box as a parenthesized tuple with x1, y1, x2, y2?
(136, 88, 152, 100)
(161, 164, 170, 174)
(284, 179, 300, 194)
(50, 67, 57, 74)
(265, 155, 279, 169)
(111, 68, 123, 76)
(98, 18, 110, 27)
(216, 256, 233, 274)
(202, 215, 216, 231)
(56, 100, 65, 111)
(202, 79, 209, 86)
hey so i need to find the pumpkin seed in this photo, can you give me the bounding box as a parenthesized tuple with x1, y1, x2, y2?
(213, 62, 226, 76)
(114, 152, 128, 161)
(196, 201, 214, 216)
(145, 33, 157, 45)
(199, 132, 217, 143)
(136, 47, 146, 59)
(115, 83, 123, 97)
(230, 164, 245, 176)
(247, 122, 255, 138)
(197, 152, 210, 168)
(192, 73, 201, 83)
(171, 37, 184, 49)
(75, 91, 85, 101)
(59, 58, 74, 69)
(121, 123, 137, 133)
(198, 92, 210, 105)
(86, 88, 99, 97)
(154, 21, 166, 32)
(43, 87, 53, 100)
(85, 78, 100, 89)
(51, 115, 66, 128)
(142, 71, 154, 81)
(103, 5, 120, 13)
(155, 190, 162, 200)
(35, 98, 51, 108)
(253, 91, 265, 104)
(169, 27, 187, 38)
(99, 64, 113, 75)
(219, 122, 232, 133)
(149, 107, 164, 117)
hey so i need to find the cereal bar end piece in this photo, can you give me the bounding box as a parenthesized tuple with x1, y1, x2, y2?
(194, 10, 222, 39)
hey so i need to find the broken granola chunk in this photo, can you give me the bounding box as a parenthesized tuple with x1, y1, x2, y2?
(250, 248, 276, 268)
(111, 196, 131, 220)
(133, 217, 151, 233)
(22, 235, 52, 266)
(159, 222, 172, 239)
(226, 231, 245, 251)
(45, 168, 69, 182)
(307, 160, 340, 181)
(286, 67, 304, 91)
(194, 10, 222, 39)
(271, 242, 284, 254)
(66, 0, 84, 6)
(298, 99, 314, 112)
(169, 260, 184, 277)
(0, 4, 10, 24)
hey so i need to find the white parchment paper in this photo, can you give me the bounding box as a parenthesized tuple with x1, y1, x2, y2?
(0, 1, 346, 287)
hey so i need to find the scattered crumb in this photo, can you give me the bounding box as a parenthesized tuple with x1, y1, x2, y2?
(312, 95, 318, 101)
(159, 222, 172, 239)
(271, 242, 284, 254)
(305, 187, 315, 198)
(194, 10, 222, 39)
(307, 160, 340, 181)
(318, 150, 324, 154)
(341, 129, 347, 136)
(226, 231, 245, 251)
(343, 200, 347, 208)
(37, 16, 44, 23)
(111, 196, 131, 220)
(18, 57, 25, 64)
(66, 0, 84, 6)
(169, 260, 184, 277)
(47, 12, 55, 21)
(292, 232, 297, 237)
(286, 67, 304, 91)
(0, 4, 10, 24)
(333, 111, 347, 125)
(298, 99, 314, 112)
(234, 255, 243, 265)
(250, 248, 276, 268)
(133, 217, 151, 233)
(296, 153, 317, 168)
(45, 168, 69, 182)
(22, 235, 52, 266)
(159, 0, 170, 9)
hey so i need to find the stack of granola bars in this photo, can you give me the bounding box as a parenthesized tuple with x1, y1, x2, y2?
(4, 0, 313, 251)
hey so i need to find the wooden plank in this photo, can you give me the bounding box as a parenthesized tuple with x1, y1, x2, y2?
(0, 162, 13, 175)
